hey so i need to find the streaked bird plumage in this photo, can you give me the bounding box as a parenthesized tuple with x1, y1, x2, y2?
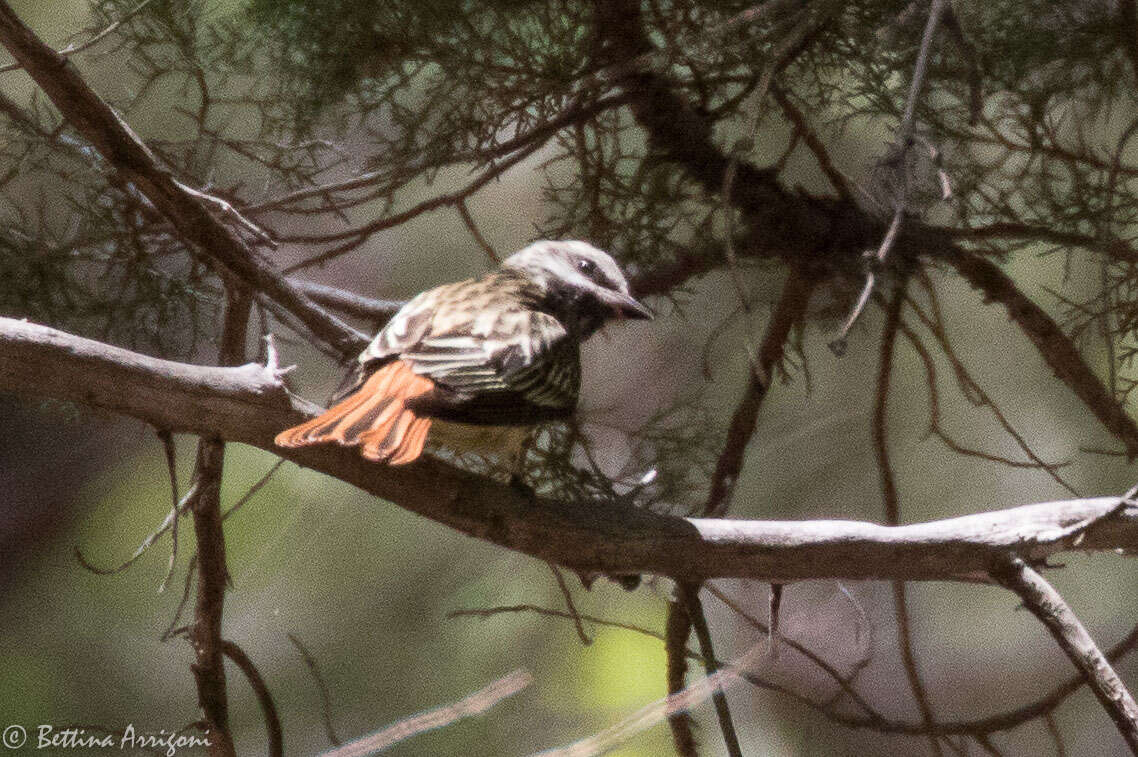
(276, 240, 651, 465)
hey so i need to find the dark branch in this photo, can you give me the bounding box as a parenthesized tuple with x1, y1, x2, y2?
(950, 253, 1138, 459)
(664, 599, 698, 757)
(679, 583, 743, 757)
(221, 640, 283, 757)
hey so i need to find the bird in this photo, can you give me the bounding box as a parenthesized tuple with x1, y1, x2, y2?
(275, 240, 652, 468)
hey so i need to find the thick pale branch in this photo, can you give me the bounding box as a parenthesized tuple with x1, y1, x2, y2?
(3, 317, 1138, 582)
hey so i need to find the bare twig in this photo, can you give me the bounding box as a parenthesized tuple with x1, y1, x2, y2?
(292, 282, 404, 325)
(1044, 712, 1067, 757)
(288, 633, 341, 747)
(990, 554, 1138, 753)
(874, 280, 906, 527)
(0, 0, 156, 73)
(322, 670, 532, 757)
(221, 640, 283, 757)
(173, 180, 277, 249)
(767, 583, 783, 659)
(769, 83, 852, 200)
(157, 428, 182, 592)
(874, 279, 943, 755)
(549, 563, 591, 645)
(705, 583, 877, 712)
(73, 480, 199, 577)
(538, 647, 752, 757)
(892, 583, 942, 755)
(161, 553, 197, 642)
(704, 269, 814, 517)
(664, 599, 698, 757)
(832, 211, 903, 353)
(456, 199, 500, 263)
(678, 583, 743, 757)
(451, 602, 687, 645)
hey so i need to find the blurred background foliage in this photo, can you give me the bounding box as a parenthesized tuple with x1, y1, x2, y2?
(2, 0, 1138, 755)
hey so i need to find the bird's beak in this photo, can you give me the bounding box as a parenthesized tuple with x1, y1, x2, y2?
(601, 289, 654, 320)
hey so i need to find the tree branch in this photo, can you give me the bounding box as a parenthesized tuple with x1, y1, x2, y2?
(990, 554, 1138, 753)
(189, 438, 234, 757)
(679, 583, 743, 757)
(703, 269, 813, 518)
(950, 252, 1138, 459)
(664, 598, 698, 757)
(186, 287, 249, 757)
(876, 278, 945, 756)
(0, 2, 368, 356)
(292, 281, 404, 325)
(5, 317, 1138, 582)
(590, 0, 957, 272)
(221, 640, 283, 757)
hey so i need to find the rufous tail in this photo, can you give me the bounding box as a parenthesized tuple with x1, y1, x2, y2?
(275, 360, 434, 465)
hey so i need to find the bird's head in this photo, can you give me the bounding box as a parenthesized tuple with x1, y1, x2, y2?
(502, 240, 653, 335)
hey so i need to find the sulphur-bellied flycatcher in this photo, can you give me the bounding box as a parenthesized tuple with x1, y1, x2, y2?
(275, 240, 652, 465)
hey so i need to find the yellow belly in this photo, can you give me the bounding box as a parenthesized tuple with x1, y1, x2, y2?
(426, 420, 532, 464)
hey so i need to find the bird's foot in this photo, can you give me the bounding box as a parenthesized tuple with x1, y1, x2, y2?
(509, 473, 537, 504)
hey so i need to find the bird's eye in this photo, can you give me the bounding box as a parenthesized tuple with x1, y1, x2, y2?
(576, 258, 597, 276)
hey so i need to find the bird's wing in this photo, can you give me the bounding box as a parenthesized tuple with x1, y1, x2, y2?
(354, 274, 581, 418)
(404, 308, 579, 408)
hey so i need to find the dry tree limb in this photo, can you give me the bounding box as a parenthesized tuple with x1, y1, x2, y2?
(990, 554, 1138, 754)
(7, 316, 1138, 581)
(324, 670, 532, 757)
